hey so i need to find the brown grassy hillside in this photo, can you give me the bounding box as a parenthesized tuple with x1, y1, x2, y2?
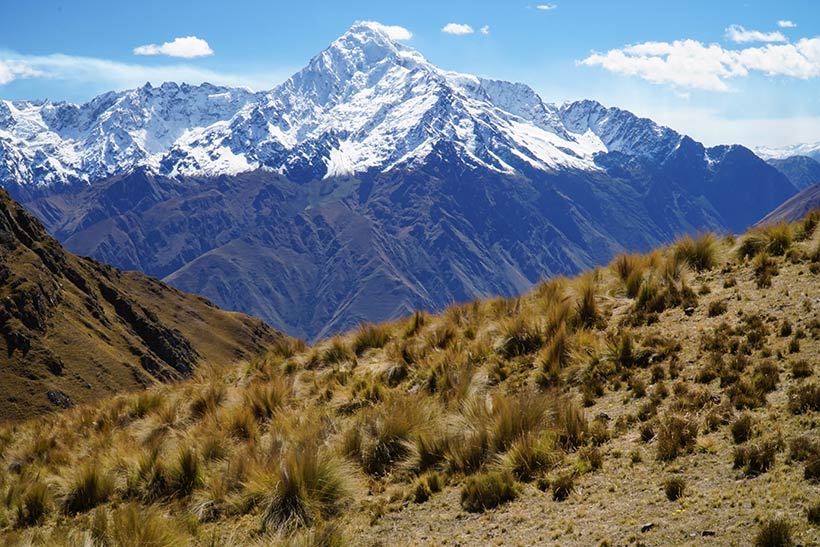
(2, 212, 820, 546)
(0, 188, 280, 421)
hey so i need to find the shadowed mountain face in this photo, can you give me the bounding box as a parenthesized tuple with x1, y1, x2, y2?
(0, 188, 280, 420)
(17, 141, 794, 341)
(767, 156, 820, 191)
(0, 23, 798, 340)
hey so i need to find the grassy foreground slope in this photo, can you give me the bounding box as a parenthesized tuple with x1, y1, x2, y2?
(3, 214, 820, 546)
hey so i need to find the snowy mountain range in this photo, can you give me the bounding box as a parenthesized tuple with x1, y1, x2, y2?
(0, 22, 799, 339)
(4, 22, 709, 190)
(756, 142, 820, 163)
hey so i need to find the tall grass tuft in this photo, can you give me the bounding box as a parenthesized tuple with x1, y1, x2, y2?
(110, 503, 188, 547)
(15, 479, 50, 527)
(496, 316, 543, 358)
(754, 517, 793, 547)
(352, 323, 392, 356)
(673, 233, 718, 272)
(257, 445, 350, 532)
(62, 464, 114, 515)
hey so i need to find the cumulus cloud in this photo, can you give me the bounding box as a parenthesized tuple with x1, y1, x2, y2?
(442, 23, 474, 35)
(536, 4, 557, 10)
(0, 50, 287, 92)
(134, 36, 214, 58)
(725, 25, 786, 44)
(481, 25, 491, 35)
(358, 21, 413, 41)
(580, 36, 820, 91)
(778, 20, 797, 29)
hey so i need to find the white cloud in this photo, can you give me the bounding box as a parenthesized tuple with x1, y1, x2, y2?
(133, 36, 214, 58)
(0, 50, 287, 92)
(536, 4, 557, 10)
(358, 21, 413, 41)
(0, 59, 42, 85)
(442, 23, 474, 36)
(725, 24, 786, 44)
(481, 25, 491, 35)
(580, 37, 820, 91)
(778, 20, 797, 29)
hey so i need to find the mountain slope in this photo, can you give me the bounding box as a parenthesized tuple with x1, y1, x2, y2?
(3, 216, 820, 546)
(759, 182, 820, 225)
(767, 155, 820, 191)
(1, 22, 797, 340)
(0, 188, 279, 421)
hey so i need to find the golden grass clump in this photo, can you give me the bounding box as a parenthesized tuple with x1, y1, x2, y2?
(496, 315, 544, 358)
(460, 470, 518, 513)
(611, 253, 646, 298)
(109, 503, 189, 547)
(253, 444, 351, 532)
(352, 323, 392, 356)
(60, 464, 114, 515)
(673, 233, 718, 272)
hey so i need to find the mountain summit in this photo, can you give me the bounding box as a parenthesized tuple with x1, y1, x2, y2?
(3, 23, 695, 187)
(0, 23, 798, 339)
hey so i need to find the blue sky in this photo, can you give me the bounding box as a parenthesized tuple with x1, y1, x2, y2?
(2, 0, 819, 148)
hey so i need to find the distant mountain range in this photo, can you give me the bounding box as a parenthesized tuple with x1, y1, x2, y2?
(0, 187, 278, 420)
(757, 142, 820, 164)
(0, 22, 799, 340)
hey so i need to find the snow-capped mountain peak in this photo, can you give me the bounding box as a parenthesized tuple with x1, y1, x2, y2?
(1, 22, 692, 187)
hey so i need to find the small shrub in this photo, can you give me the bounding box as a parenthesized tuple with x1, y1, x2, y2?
(805, 457, 820, 483)
(754, 361, 780, 393)
(734, 441, 777, 476)
(789, 435, 819, 462)
(503, 433, 558, 482)
(411, 472, 443, 503)
(62, 465, 114, 515)
(754, 252, 779, 288)
(791, 360, 812, 379)
(664, 476, 685, 501)
(656, 414, 698, 461)
(551, 471, 575, 501)
(708, 300, 727, 317)
(576, 446, 602, 473)
(460, 470, 518, 513)
(754, 518, 793, 547)
(788, 382, 820, 413)
(728, 379, 766, 410)
(731, 413, 754, 444)
(808, 501, 820, 525)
